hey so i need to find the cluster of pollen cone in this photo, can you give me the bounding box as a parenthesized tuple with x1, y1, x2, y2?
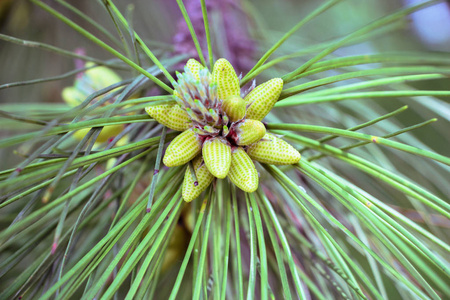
(146, 58, 301, 202)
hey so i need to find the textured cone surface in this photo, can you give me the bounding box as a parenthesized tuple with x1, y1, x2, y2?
(212, 58, 240, 100)
(73, 124, 124, 144)
(163, 129, 202, 167)
(247, 133, 301, 165)
(228, 147, 258, 192)
(182, 156, 214, 202)
(221, 96, 246, 122)
(245, 78, 283, 121)
(202, 138, 232, 179)
(145, 104, 190, 131)
(167, 105, 191, 131)
(186, 59, 203, 80)
(235, 119, 266, 146)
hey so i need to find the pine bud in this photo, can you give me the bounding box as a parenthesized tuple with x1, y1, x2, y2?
(163, 129, 202, 167)
(228, 147, 258, 192)
(202, 137, 232, 178)
(84, 63, 122, 90)
(247, 133, 301, 165)
(62, 87, 85, 107)
(212, 58, 240, 101)
(182, 156, 214, 202)
(145, 104, 191, 131)
(221, 95, 246, 122)
(186, 59, 204, 81)
(245, 78, 283, 121)
(72, 124, 124, 144)
(233, 119, 266, 146)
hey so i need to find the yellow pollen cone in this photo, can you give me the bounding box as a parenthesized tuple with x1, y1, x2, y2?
(182, 156, 214, 202)
(72, 124, 124, 144)
(247, 133, 301, 165)
(235, 119, 266, 146)
(145, 104, 191, 131)
(186, 58, 204, 80)
(212, 58, 240, 101)
(228, 147, 258, 193)
(245, 78, 283, 121)
(163, 129, 202, 167)
(221, 95, 246, 122)
(202, 138, 232, 179)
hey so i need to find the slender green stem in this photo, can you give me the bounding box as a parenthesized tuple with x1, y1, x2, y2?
(147, 126, 167, 212)
(0, 33, 123, 68)
(110, 154, 153, 228)
(232, 187, 244, 300)
(212, 180, 224, 299)
(245, 193, 257, 300)
(281, 66, 450, 97)
(200, 0, 214, 69)
(125, 4, 142, 68)
(220, 194, 232, 300)
(259, 198, 292, 300)
(267, 165, 430, 299)
(31, 0, 173, 93)
(245, 51, 450, 85)
(0, 110, 48, 126)
(41, 131, 93, 202)
(193, 192, 214, 299)
(243, 0, 341, 85)
(112, 197, 183, 300)
(309, 118, 437, 161)
(103, 1, 133, 60)
(286, 53, 450, 82)
(282, 0, 441, 82)
(0, 114, 152, 148)
(275, 90, 450, 107)
(249, 193, 268, 300)
(285, 132, 450, 216)
(267, 123, 450, 165)
(102, 0, 176, 83)
(279, 73, 446, 101)
(176, 0, 207, 67)
(259, 191, 307, 299)
(0, 65, 93, 90)
(55, 0, 123, 49)
(298, 161, 444, 298)
(188, 161, 199, 186)
(80, 182, 181, 299)
(300, 105, 408, 152)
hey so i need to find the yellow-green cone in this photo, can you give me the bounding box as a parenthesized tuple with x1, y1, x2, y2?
(186, 58, 204, 80)
(234, 119, 266, 146)
(247, 133, 301, 165)
(163, 129, 202, 167)
(73, 124, 124, 144)
(62, 86, 85, 107)
(182, 156, 214, 202)
(245, 78, 283, 121)
(202, 138, 232, 178)
(228, 147, 258, 192)
(221, 95, 246, 122)
(84, 62, 122, 88)
(212, 58, 240, 100)
(145, 104, 191, 131)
